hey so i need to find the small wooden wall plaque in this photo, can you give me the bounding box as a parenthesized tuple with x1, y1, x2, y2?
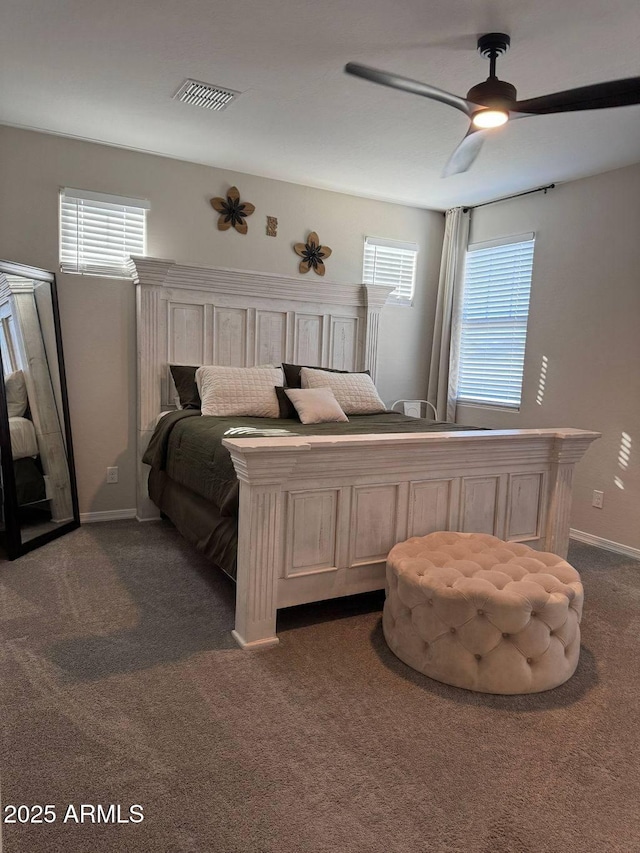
(266, 216, 278, 237)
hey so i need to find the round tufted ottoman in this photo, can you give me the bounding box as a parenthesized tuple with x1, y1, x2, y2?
(383, 532, 583, 694)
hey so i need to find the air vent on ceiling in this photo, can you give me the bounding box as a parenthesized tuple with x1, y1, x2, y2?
(173, 79, 240, 111)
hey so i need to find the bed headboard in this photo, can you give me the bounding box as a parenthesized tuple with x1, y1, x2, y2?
(130, 256, 393, 519)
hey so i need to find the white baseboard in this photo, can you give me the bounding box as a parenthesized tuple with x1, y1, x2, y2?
(80, 509, 137, 523)
(570, 528, 640, 562)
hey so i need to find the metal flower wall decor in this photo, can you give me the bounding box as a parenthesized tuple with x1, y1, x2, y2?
(294, 232, 332, 276)
(210, 186, 255, 234)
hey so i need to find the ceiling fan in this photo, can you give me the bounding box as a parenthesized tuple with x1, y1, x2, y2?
(345, 33, 640, 177)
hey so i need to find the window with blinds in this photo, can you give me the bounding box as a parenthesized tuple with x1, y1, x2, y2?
(457, 234, 535, 409)
(362, 236, 418, 306)
(60, 188, 150, 277)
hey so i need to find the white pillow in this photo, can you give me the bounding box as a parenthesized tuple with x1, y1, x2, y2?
(300, 367, 386, 415)
(196, 365, 283, 418)
(8, 416, 39, 459)
(285, 387, 349, 425)
(5, 370, 28, 418)
(194, 364, 275, 396)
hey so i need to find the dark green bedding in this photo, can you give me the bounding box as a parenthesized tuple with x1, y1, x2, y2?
(148, 468, 238, 578)
(14, 457, 46, 506)
(143, 410, 475, 519)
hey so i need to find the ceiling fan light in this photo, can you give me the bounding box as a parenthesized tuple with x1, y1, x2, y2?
(472, 109, 509, 129)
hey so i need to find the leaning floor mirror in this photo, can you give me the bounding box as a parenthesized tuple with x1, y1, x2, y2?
(0, 260, 79, 559)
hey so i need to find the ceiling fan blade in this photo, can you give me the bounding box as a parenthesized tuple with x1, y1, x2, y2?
(442, 128, 487, 177)
(344, 62, 476, 116)
(515, 77, 640, 114)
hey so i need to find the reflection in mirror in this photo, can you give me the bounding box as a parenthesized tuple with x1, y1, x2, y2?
(0, 262, 78, 555)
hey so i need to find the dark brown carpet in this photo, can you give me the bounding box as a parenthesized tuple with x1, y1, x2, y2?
(1, 521, 639, 853)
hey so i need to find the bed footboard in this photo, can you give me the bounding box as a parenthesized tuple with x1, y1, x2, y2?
(223, 428, 599, 649)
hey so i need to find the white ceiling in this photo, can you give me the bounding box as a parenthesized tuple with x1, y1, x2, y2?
(1, 0, 639, 210)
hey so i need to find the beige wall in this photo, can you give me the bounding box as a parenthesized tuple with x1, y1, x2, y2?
(3, 124, 634, 550)
(0, 125, 443, 516)
(458, 164, 640, 551)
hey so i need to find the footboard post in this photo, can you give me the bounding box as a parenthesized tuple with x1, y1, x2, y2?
(224, 442, 302, 650)
(545, 432, 600, 558)
(545, 459, 574, 559)
(232, 482, 284, 649)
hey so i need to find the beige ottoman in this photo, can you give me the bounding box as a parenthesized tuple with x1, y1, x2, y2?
(383, 532, 583, 694)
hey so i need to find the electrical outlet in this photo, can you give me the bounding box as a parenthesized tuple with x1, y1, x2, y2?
(592, 490, 604, 509)
(106, 466, 119, 484)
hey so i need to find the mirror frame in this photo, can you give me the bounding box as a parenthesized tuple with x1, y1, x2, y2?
(0, 259, 80, 559)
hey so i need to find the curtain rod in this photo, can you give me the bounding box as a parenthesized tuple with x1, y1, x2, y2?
(462, 183, 555, 213)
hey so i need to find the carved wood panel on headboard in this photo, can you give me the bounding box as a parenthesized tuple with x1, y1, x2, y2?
(129, 256, 393, 519)
(167, 302, 359, 399)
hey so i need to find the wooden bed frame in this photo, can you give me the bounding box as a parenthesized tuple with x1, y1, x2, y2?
(131, 256, 599, 649)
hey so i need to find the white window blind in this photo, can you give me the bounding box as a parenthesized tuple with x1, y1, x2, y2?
(363, 236, 418, 306)
(457, 234, 535, 409)
(60, 188, 149, 277)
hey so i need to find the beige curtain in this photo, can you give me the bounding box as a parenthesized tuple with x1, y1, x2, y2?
(427, 206, 470, 422)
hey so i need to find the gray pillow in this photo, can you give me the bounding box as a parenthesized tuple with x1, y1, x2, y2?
(282, 363, 370, 389)
(170, 365, 201, 410)
(275, 386, 299, 419)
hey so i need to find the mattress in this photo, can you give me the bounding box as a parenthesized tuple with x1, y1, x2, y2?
(9, 416, 38, 460)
